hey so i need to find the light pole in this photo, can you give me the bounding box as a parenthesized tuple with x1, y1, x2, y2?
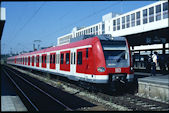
(33, 40, 41, 51)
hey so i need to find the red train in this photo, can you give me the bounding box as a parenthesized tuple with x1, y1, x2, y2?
(7, 35, 134, 90)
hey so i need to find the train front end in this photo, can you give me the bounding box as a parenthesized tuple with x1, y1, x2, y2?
(98, 35, 134, 85)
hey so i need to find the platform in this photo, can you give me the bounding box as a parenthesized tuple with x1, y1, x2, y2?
(137, 73, 169, 103)
(1, 70, 27, 111)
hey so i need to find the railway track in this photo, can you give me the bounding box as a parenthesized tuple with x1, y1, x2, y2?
(2, 66, 73, 111)
(53, 76, 169, 111)
(4, 65, 169, 111)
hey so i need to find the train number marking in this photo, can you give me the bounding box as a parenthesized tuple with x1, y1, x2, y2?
(115, 68, 121, 73)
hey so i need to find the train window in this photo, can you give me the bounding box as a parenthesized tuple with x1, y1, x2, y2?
(122, 16, 125, 29)
(77, 51, 82, 65)
(126, 15, 130, 28)
(131, 13, 135, 27)
(66, 53, 70, 64)
(74, 52, 76, 64)
(156, 4, 161, 21)
(86, 48, 88, 58)
(136, 11, 140, 25)
(61, 53, 64, 64)
(53, 54, 55, 64)
(42, 55, 43, 63)
(149, 7, 154, 22)
(71, 53, 73, 64)
(50, 54, 52, 64)
(163, 2, 168, 19)
(45, 55, 46, 63)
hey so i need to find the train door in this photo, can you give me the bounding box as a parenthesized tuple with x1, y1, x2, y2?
(60, 51, 70, 71)
(36, 55, 39, 67)
(28, 56, 30, 66)
(50, 53, 56, 69)
(32, 56, 34, 66)
(15, 57, 16, 64)
(41, 54, 47, 68)
(23, 57, 24, 65)
(70, 49, 76, 75)
(76, 48, 87, 73)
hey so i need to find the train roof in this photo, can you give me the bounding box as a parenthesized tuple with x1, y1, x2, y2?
(70, 34, 126, 43)
(8, 36, 99, 59)
(8, 35, 126, 59)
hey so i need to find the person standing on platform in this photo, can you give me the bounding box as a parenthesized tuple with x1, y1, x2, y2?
(151, 51, 158, 76)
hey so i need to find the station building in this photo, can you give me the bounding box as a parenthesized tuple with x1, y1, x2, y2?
(57, 1, 169, 72)
(0, 7, 6, 64)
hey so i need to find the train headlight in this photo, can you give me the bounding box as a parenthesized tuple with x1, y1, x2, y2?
(97, 67, 105, 72)
(130, 67, 133, 71)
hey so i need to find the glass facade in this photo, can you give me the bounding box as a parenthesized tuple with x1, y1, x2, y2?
(122, 16, 125, 29)
(156, 4, 161, 21)
(126, 15, 130, 28)
(136, 11, 140, 25)
(117, 18, 120, 30)
(131, 13, 135, 27)
(149, 7, 154, 22)
(143, 9, 148, 24)
(163, 2, 168, 19)
(113, 20, 116, 31)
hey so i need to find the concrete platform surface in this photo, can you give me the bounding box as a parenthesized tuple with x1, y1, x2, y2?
(1, 70, 27, 111)
(137, 74, 169, 103)
(1, 96, 27, 111)
(138, 74, 169, 85)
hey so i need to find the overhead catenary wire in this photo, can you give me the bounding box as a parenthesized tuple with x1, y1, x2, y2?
(37, 2, 121, 41)
(9, 2, 46, 54)
(11, 2, 46, 43)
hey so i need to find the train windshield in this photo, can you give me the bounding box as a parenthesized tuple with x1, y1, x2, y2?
(101, 40, 130, 68)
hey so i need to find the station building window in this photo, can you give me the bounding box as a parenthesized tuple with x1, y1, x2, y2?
(113, 20, 116, 31)
(156, 4, 161, 21)
(96, 26, 98, 35)
(122, 16, 125, 29)
(117, 18, 120, 30)
(102, 24, 105, 34)
(149, 7, 154, 22)
(96, 26, 98, 31)
(88, 29, 90, 34)
(143, 9, 148, 24)
(136, 11, 140, 25)
(163, 2, 168, 19)
(93, 27, 95, 34)
(126, 15, 130, 28)
(131, 13, 135, 27)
